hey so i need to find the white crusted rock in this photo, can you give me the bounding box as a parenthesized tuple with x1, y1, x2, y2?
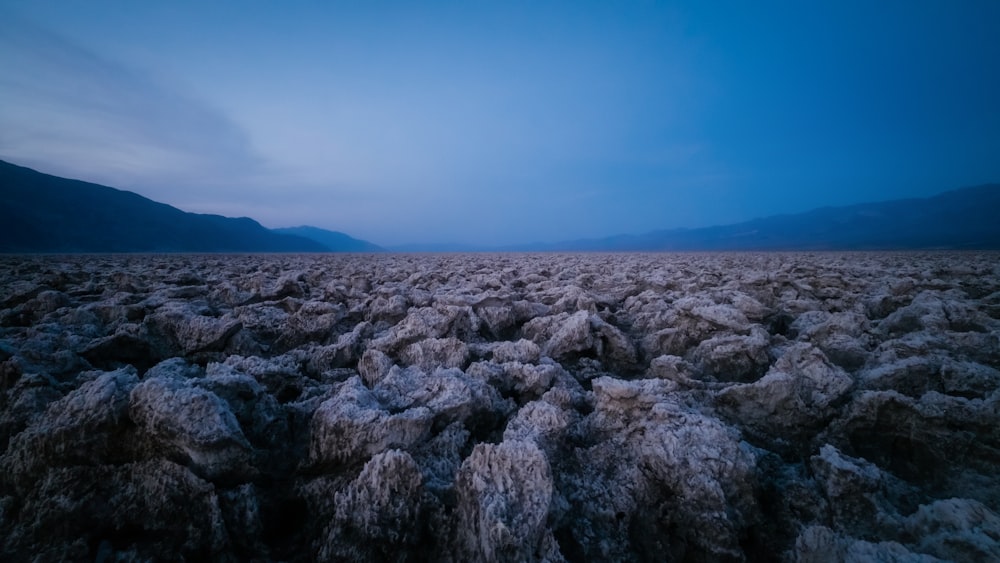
(129, 362, 253, 481)
(318, 450, 426, 560)
(358, 348, 394, 387)
(7, 460, 231, 561)
(452, 440, 558, 562)
(399, 337, 470, 372)
(142, 302, 243, 356)
(1, 367, 138, 490)
(635, 401, 760, 561)
(790, 526, 945, 563)
(717, 343, 853, 442)
(373, 365, 510, 428)
(309, 376, 433, 467)
(503, 400, 574, 456)
(688, 325, 771, 382)
(492, 338, 542, 364)
(524, 310, 636, 367)
(370, 305, 480, 353)
(199, 363, 289, 452)
(902, 498, 1000, 562)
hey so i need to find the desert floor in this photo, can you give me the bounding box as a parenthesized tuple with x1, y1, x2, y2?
(1, 252, 998, 561)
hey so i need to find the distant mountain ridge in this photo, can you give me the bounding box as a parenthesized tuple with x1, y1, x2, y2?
(393, 183, 1000, 252)
(3, 158, 998, 253)
(0, 160, 363, 253)
(272, 226, 384, 252)
(415, 184, 992, 253)
(513, 184, 1000, 251)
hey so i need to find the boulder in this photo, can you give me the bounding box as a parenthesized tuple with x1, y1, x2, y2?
(129, 360, 253, 481)
(1, 367, 138, 490)
(399, 337, 470, 372)
(373, 365, 510, 429)
(492, 338, 542, 364)
(451, 440, 559, 562)
(717, 344, 853, 447)
(308, 377, 433, 467)
(318, 450, 425, 561)
(4, 460, 230, 561)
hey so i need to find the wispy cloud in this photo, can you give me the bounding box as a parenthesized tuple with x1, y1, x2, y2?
(0, 13, 265, 200)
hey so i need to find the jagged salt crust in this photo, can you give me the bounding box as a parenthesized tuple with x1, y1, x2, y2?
(1, 252, 999, 561)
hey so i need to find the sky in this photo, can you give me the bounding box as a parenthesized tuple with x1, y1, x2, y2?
(1, 1, 999, 247)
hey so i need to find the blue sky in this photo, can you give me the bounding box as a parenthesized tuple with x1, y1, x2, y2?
(1, 1, 998, 246)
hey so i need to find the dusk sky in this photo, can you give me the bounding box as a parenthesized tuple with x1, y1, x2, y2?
(1, 1, 998, 247)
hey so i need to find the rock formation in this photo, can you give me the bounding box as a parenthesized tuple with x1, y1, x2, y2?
(1, 252, 998, 561)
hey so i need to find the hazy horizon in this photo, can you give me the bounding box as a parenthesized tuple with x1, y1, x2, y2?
(2, 1, 999, 247)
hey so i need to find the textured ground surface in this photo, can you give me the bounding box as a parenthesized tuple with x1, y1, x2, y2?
(1, 252, 999, 562)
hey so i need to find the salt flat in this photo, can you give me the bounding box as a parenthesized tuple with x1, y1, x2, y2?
(1, 252, 998, 561)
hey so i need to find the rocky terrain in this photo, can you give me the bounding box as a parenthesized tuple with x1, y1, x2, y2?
(1, 252, 999, 562)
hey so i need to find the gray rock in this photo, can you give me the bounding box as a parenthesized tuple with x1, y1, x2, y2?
(878, 289, 994, 338)
(1, 367, 138, 490)
(810, 444, 900, 536)
(492, 338, 542, 364)
(717, 344, 853, 444)
(294, 321, 372, 376)
(358, 348, 394, 387)
(902, 498, 1000, 562)
(130, 362, 253, 481)
(370, 305, 480, 353)
(630, 401, 759, 561)
(3, 252, 1000, 561)
(374, 365, 510, 428)
(688, 325, 770, 382)
(524, 310, 636, 368)
(365, 294, 409, 325)
(399, 337, 470, 372)
(452, 440, 560, 562)
(0, 371, 64, 451)
(410, 421, 470, 495)
(143, 302, 243, 357)
(263, 272, 307, 300)
(219, 483, 265, 554)
(790, 311, 874, 370)
(503, 400, 574, 456)
(5, 460, 231, 562)
(309, 376, 433, 467)
(318, 450, 425, 561)
(274, 300, 345, 349)
(823, 389, 1000, 505)
(200, 363, 290, 452)
(564, 378, 759, 561)
(790, 525, 945, 563)
(467, 360, 561, 400)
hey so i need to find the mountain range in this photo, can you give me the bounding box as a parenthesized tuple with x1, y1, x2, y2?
(501, 184, 1000, 252)
(272, 226, 384, 253)
(0, 160, 380, 253)
(2, 158, 998, 252)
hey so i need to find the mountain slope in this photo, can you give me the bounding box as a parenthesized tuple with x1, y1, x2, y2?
(516, 184, 1000, 251)
(272, 226, 384, 252)
(0, 160, 328, 253)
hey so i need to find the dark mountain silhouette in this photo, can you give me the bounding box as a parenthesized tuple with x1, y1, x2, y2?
(0, 160, 329, 253)
(272, 226, 384, 252)
(4, 158, 997, 253)
(507, 184, 1000, 251)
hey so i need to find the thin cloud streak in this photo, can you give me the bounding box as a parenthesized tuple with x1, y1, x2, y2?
(0, 14, 266, 203)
